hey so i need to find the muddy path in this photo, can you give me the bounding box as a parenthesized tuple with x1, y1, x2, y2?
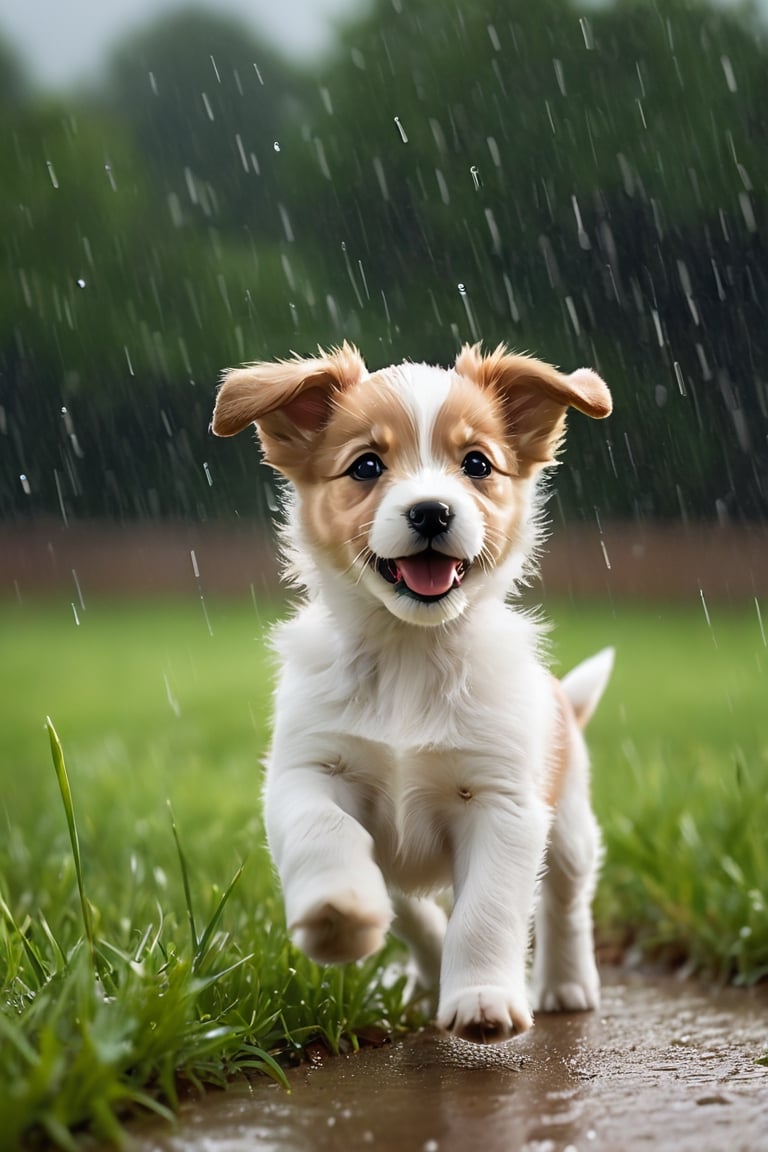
(133, 971, 767, 1152)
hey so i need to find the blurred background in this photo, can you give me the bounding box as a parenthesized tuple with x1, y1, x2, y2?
(1, 0, 767, 598)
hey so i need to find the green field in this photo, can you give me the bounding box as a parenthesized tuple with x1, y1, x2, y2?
(1, 594, 766, 1146)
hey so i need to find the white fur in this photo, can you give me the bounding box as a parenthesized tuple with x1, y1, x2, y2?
(233, 353, 613, 1044)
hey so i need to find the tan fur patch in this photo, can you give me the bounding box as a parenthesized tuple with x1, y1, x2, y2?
(430, 376, 525, 569)
(545, 676, 578, 809)
(455, 343, 612, 474)
(296, 374, 422, 574)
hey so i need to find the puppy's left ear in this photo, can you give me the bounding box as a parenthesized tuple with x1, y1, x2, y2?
(455, 344, 611, 472)
(211, 342, 367, 468)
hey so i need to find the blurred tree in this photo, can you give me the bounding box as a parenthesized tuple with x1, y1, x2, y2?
(0, 96, 303, 520)
(280, 0, 768, 519)
(105, 8, 310, 236)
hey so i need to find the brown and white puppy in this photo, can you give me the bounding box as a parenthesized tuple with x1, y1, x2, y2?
(212, 343, 613, 1043)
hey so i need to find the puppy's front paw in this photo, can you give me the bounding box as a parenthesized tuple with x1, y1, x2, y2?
(533, 977, 600, 1014)
(437, 985, 533, 1044)
(290, 889, 391, 965)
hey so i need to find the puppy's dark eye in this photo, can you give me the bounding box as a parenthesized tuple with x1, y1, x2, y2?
(348, 453, 385, 481)
(461, 451, 493, 479)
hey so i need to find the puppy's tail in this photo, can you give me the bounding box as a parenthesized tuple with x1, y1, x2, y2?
(560, 647, 614, 729)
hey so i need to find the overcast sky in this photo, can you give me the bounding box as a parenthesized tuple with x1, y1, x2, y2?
(0, 0, 368, 90)
(0, 0, 762, 91)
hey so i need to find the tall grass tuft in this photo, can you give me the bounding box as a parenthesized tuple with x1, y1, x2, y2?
(0, 708, 413, 1148)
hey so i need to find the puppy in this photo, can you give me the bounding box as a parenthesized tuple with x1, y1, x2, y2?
(211, 342, 614, 1043)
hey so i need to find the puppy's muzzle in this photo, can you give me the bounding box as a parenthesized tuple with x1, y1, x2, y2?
(407, 500, 454, 541)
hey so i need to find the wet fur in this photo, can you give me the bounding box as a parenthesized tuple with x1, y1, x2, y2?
(212, 343, 613, 1043)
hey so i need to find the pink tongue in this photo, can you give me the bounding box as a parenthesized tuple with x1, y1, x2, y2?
(396, 554, 460, 597)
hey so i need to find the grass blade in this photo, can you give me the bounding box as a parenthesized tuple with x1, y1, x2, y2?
(167, 801, 198, 952)
(193, 861, 246, 973)
(46, 717, 93, 962)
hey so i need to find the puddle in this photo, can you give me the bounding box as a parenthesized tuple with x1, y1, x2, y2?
(130, 972, 768, 1152)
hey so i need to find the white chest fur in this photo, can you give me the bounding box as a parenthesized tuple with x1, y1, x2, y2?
(267, 598, 554, 890)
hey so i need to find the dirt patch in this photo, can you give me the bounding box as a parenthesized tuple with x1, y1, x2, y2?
(131, 971, 767, 1152)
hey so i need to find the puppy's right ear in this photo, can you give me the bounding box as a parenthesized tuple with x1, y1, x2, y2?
(211, 342, 367, 465)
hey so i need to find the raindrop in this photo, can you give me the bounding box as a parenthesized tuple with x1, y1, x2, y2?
(148, 70, 158, 95)
(720, 55, 737, 92)
(738, 192, 756, 232)
(54, 469, 68, 526)
(579, 17, 595, 50)
(190, 550, 200, 579)
(202, 92, 215, 121)
(484, 207, 501, 254)
(435, 168, 450, 205)
(19, 473, 31, 495)
(458, 284, 480, 341)
(76, 277, 86, 288)
(104, 162, 117, 191)
(487, 24, 501, 51)
(72, 569, 85, 612)
(600, 538, 611, 570)
(553, 58, 566, 95)
(164, 673, 182, 718)
(210, 55, 221, 84)
(235, 134, 248, 173)
(319, 86, 333, 115)
(469, 165, 481, 191)
(571, 195, 591, 250)
(755, 598, 766, 647)
(564, 295, 580, 335)
(278, 203, 294, 242)
(203, 462, 213, 487)
(253, 63, 264, 85)
(357, 259, 370, 300)
(46, 161, 59, 189)
(71, 603, 81, 627)
(373, 156, 389, 201)
(393, 115, 408, 143)
(273, 140, 281, 152)
(341, 242, 363, 307)
(314, 136, 330, 178)
(699, 588, 717, 646)
(502, 274, 520, 322)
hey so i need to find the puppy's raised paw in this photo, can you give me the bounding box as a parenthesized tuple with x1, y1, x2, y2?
(290, 890, 391, 965)
(438, 985, 533, 1044)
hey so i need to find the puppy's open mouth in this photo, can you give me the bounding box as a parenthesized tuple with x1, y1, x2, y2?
(374, 550, 469, 602)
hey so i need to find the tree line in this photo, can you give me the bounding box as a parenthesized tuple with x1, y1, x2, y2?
(1, 0, 766, 523)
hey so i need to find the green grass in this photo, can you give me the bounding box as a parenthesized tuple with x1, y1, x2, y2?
(1, 593, 766, 1146)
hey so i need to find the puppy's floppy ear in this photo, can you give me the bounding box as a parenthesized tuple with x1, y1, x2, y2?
(211, 343, 367, 463)
(455, 343, 611, 472)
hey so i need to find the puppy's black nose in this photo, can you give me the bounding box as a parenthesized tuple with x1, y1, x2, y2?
(407, 500, 453, 540)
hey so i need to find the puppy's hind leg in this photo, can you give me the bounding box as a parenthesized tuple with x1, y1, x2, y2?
(390, 893, 447, 1008)
(531, 763, 602, 1013)
(531, 648, 613, 1013)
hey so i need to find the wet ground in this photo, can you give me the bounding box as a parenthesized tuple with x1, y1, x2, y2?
(132, 971, 767, 1152)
